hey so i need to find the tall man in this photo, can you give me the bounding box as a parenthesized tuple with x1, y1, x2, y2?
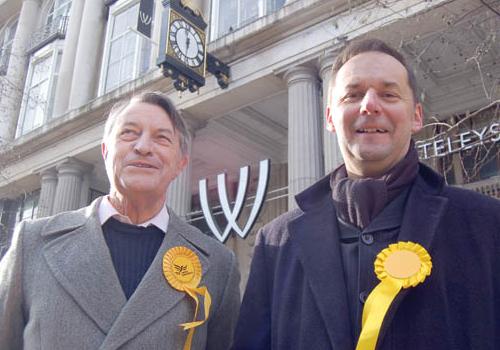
(0, 92, 240, 349)
(232, 39, 500, 349)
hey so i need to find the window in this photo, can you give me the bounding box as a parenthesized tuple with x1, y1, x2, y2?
(15, 0, 71, 137)
(0, 199, 20, 258)
(17, 46, 63, 136)
(47, 0, 72, 28)
(28, 0, 71, 53)
(89, 189, 106, 204)
(0, 19, 18, 75)
(462, 142, 500, 182)
(100, 1, 153, 94)
(210, 0, 285, 40)
(16, 191, 40, 223)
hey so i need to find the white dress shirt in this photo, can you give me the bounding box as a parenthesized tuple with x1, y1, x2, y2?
(98, 196, 169, 233)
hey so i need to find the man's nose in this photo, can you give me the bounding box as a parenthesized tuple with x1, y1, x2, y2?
(133, 134, 153, 155)
(360, 89, 381, 115)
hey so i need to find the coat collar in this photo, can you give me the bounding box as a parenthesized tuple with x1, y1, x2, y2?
(289, 164, 448, 349)
(42, 198, 211, 349)
(376, 164, 448, 346)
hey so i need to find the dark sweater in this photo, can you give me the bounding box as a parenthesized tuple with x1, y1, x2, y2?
(102, 217, 164, 299)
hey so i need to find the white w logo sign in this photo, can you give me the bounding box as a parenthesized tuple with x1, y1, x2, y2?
(199, 159, 270, 243)
(140, 11, 152, 25)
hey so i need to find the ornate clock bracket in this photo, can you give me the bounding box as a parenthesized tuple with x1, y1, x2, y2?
(207, 53, 230, 89)
(157, 0, 231, 93)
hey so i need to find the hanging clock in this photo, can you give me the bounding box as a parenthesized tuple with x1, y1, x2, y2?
(157, 0, 230, 92)
(169, 18, 205, 68)
(157, 1, 207, 92)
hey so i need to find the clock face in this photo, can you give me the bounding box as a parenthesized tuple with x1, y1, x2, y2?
(169, 19, 205, 68)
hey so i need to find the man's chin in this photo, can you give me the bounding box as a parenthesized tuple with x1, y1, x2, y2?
(119, 180, 164, 196)
(353, 146, 393, 161)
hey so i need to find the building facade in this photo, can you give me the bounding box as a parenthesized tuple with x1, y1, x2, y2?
(0, 0, 499, 290)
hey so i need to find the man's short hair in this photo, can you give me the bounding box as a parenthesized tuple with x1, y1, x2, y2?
(103, 91, 190, 155)
(331, 38, 419, 103)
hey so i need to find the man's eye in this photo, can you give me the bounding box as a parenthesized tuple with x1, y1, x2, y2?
(382, 92, 399, 99)
(158, 135, 172, 143)
(120, 129, 138, 138)
(343, 92, 363, 101)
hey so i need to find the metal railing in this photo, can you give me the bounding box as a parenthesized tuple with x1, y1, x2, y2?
(461, 177, 500, 199)
(28, 16, 68, 54)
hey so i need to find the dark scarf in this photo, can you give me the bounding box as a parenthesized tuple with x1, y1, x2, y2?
(330, 142, 419, 230)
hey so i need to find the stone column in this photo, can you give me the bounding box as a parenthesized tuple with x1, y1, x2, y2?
(284, 65, 323, 209)
(68, 0, 106, 110)
(37, 168, 58, 217)
(79, 171, 91, 207)
(52, 0, 85, 117)
(319, 51, 344, 174)
(0, 0, 41, 144)
(52, 158, 88, 214)
(166, 135, 193, 219)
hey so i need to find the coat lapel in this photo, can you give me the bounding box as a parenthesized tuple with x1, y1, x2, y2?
(100, 212, 211, 350)
(42, 200, 126, 334)
(289, 177, 354, 350)
(376, 166, 449, 347)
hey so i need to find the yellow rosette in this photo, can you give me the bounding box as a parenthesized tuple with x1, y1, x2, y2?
(163, 246, 212, 350)
(356, 241, 432, 350)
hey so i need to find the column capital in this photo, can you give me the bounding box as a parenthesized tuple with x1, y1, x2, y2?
(318, 50, 337, 80)
(284, 65, 318, 86)
(40, 168, 58, 181)
(56, 158, 92, 176)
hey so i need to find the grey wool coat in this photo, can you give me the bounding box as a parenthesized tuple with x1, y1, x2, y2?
(0, 198, 240, 350)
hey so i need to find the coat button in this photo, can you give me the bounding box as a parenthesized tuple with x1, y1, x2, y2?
(359, 291, 368, 304)
(361, 233, 374, 245)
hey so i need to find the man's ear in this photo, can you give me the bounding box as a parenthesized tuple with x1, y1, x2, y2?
(326, 106, 335, 132)
(411, 103, 424, 133)
(101, 142, 108, 160)
(177, 155, 189, 176)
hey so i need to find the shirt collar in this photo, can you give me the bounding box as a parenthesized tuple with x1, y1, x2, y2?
(98, 196, 169, 233)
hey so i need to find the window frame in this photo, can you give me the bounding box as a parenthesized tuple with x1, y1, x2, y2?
(15, 190, 40, 223)
(0, 18, 18, 75)
(46, 0, 72, 27)
(16, 42, 64, 137)
(98, 0, 159, 95)
(210, 0, 284, 40)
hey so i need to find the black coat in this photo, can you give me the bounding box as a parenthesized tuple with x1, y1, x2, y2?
(232, 164, 500, 350)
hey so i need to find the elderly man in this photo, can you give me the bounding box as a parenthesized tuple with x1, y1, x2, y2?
(0, 92, 240, 349)
(232, 39, 500, 350)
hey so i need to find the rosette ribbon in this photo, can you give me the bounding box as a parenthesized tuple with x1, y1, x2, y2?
(163, 246, 212, 350)
(356, 241, 432, 350)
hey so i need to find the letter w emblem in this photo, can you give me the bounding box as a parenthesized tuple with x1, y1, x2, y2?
(140, 11, 152, 26)
(199, 159, 270, 243)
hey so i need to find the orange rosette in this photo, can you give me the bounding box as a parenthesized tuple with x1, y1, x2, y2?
(163, 246, 211, 350)
(356, 242, 432, 350)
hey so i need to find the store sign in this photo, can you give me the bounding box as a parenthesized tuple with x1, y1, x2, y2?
(416, 122, 500, 159)
(199, 159, 270, 243)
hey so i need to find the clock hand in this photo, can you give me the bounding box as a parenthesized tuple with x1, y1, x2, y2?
(186, 36, 191, 52)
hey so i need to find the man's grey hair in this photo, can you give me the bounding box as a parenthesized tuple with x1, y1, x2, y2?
(103, 91, 190, 155)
